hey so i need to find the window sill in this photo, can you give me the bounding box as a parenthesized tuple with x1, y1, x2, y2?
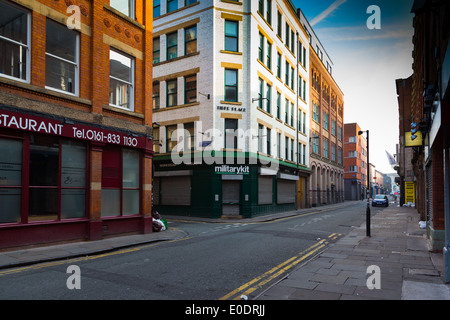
(154, 52, 199, 67)
(103, 104, 144, 119)
(153, 101, 200, 112)
(220, 50, 243, 55)
(154, 1, 200, 21)
(103, 4, 145, 30)
(0, 76, 91, 106)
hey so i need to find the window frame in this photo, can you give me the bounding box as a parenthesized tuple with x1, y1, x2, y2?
(109, 48, 135, 111)
(0, 0, 31, 83)
(45, 19, 80, 96)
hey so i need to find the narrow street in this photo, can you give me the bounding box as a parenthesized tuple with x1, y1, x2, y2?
(0, 201, 385, 300)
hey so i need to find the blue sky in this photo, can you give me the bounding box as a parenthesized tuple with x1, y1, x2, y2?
(293, 0, 415, 174)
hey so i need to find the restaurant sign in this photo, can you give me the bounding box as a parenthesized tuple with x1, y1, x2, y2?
(0, 109, 147, 148)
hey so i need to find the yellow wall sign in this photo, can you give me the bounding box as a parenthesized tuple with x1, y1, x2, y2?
(404, 181, 415, 204)
(405, 131, 422, 147)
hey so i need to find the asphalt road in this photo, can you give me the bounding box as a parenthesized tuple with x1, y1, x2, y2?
(0, 201, 385, 300)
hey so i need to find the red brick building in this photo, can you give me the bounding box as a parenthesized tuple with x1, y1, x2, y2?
(343, 123, 367, 201)
(0, 0, 154, 249)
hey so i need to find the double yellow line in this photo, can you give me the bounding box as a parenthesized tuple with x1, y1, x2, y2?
(219, 233, 341, 300)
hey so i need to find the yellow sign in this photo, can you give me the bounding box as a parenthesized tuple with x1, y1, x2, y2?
(404, 181, 415, 204)
(405, 131, 422, 147)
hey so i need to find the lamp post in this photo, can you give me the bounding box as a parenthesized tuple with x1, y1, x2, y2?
(358, 129, 371, 237)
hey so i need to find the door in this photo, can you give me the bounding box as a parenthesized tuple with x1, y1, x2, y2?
(222, 180, 240, 216)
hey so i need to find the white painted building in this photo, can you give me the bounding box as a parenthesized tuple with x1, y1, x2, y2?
(152, 0, 311, 218)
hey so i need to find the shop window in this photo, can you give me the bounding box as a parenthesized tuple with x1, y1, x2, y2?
(101, 147, 140, 217)
(0, 138, 22, 223)
(45, 19, 79, 95)
(29, 135, 59, 221)
(28, 135, 87, 221)
(0, 0, 30, 82)
(109, 49, 134, 111)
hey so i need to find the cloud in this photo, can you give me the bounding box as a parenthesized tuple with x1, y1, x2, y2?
(310, 0, 348, 26)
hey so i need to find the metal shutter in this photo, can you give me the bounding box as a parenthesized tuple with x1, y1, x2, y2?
(161, 176, 191, 205)
(277, 179, 295, 204)
(222, 180, 240, 215)
(258, 176, 273, 205)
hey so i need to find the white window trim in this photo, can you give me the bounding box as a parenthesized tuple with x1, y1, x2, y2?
(109, 49, 135, 112)
(44, 27, 80, 97)
(0, 1, 31, 84)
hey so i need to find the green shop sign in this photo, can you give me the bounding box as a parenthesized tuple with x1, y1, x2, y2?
(214, 165, 250, 175)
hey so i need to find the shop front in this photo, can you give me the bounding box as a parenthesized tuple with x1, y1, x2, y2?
(153, 154, 308, 219)
(0, 106, 153, 249)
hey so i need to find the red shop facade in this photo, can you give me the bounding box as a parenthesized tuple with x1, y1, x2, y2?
(0, 105, 154, 249)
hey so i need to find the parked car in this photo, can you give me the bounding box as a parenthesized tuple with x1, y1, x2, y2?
(372, 194, 389, 207)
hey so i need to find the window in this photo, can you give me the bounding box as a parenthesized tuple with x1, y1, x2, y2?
(290, 66, 294, 89)
(101, 147, 140, 217)
(285, 137, 289, 160)
(285, 61, 289, 84)
(110, 0, 135, 18)
(266, 40, 271, 69)
(332, 143, 336, 162)
(185, 0, 198, 5)
(312, 102, 320, 123)
(167, 0, 178, 13)
(312, 132, 320, 154)
(258, 78, 264, 109)
(153, 0, 161, 18)
(266, 83, 271, 113)
(276, 53, 281, 78)
(153, 128, 160, 153)
(0, 0, 30, 82)
(166, 79, 177, 107)
(45, 19, 79, 95)
(277, 133, 281, 158)
(166, 125, 177, 152)
(258, 0, 264, 15)
(225, 20, 238, 52)
(224, 69, 238, 102)
(266, 0, 272, 25)
(109, 49, 134, 110)
(185, 26, 197, 55)
(225, 119, 238, 149)
(290, 102, 294, 127)
(152, 81, 160, 109)
(276, 92, 281, 119)
(277, 11, 282, 38)
(331, 120, 336, 136)
(266, 128, 271, 155)
(258, 33, 264, 61)
(0, 137, 22, 223)
(167, 32, 178, 60)
(153, 37, 160, 64)
(184, 123, 195, 151)
(323, 138, 329, 158)
(285, 98, 289, 123)
(258, 124, 263, 152)
(323, 112, 329, 130)
(285, 23, 289, 48)
(29, 135, 87, 221)
(184, 74, 197, 104)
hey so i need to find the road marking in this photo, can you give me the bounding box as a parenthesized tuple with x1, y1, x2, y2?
(219, 233, 342, 300)
(0, 235, 191, 277)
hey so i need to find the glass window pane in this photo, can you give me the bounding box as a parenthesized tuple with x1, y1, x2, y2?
(110, 50, 131, 82)
(46, 20, 76, 62)
(0, 1, 28, 44)
(29, 135, 59, 186)
(0, 38, 28, 80)
(225, 87, 237, 102)
(167, 32, 177, 47)
(225, 69, 237, 86)
(122, 190, 139, 215)
(185, 27, 196, 42)
(123, 149, 139, 188)
(29, 188, 58, 221)
(110, 0, 132, 17)
(0, 189, 21, 223)
(0, 138, 22, 186)
(45, 55, 76, 93)
(225, 21, 237, 37)
(109, 78, 131, 108)
(61, 189, 85, 219)
(101, 189, 120, 216)
(225, 37, 237, 52)
(61, 140, 86, 187)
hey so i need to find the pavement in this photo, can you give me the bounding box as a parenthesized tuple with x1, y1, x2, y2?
(0, 200, 449, 300)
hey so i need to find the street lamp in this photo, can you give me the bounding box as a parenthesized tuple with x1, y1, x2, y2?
(358, 129, 371, 237)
